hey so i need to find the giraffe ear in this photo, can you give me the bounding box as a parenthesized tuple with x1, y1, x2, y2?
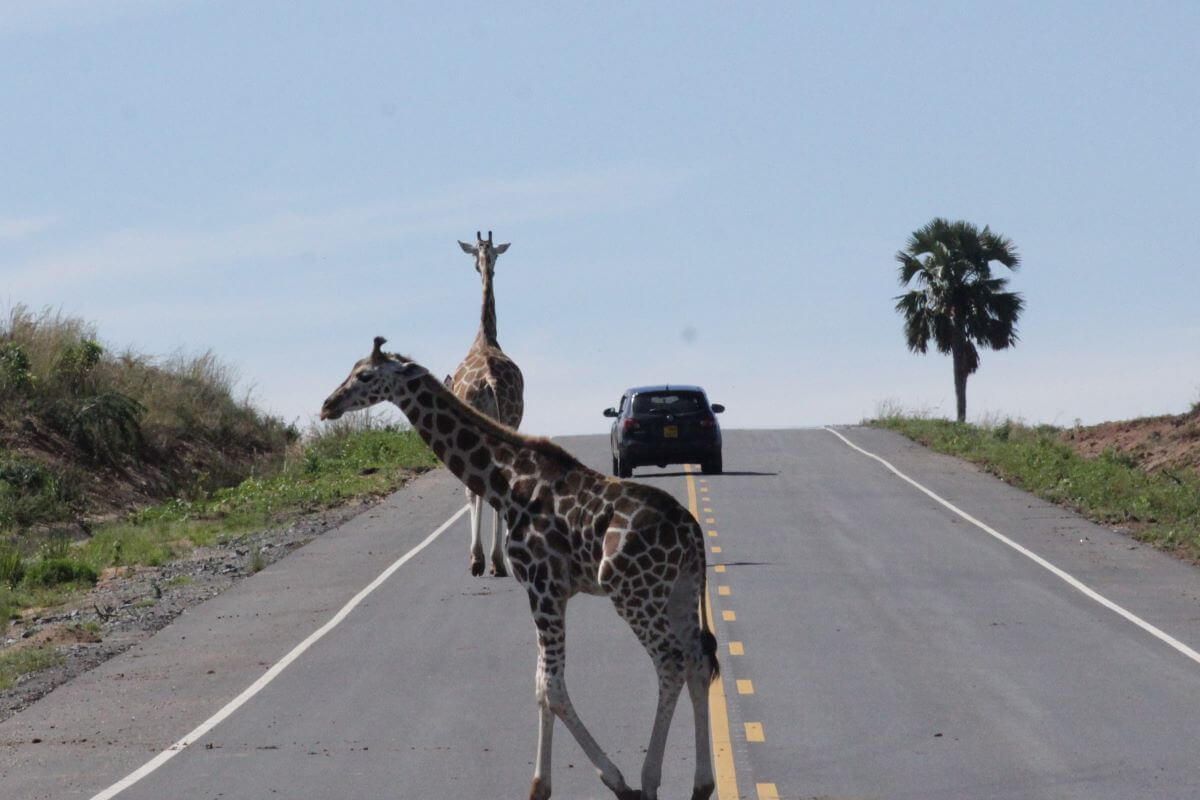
(494, 243, 510, 255)
(371, 336, 387, 364)
(458, 240, 476, 255)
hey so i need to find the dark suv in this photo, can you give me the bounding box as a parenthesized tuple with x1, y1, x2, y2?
(603, 385, 725, 477)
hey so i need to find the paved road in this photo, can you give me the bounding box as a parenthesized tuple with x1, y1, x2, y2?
(2, 428, 1199, 799)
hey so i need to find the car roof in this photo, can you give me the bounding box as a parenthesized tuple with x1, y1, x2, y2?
(624, 384, 707, 395)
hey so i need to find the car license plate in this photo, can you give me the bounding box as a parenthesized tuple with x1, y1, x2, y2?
(663, 425, 678, 438)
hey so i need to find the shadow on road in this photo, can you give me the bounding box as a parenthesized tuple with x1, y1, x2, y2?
(631, 470, 778, 478)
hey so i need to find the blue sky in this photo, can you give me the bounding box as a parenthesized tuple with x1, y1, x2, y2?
(3, 1, 1197, 436)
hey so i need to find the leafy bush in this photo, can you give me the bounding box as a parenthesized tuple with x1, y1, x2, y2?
(0, 454, 71, 529)
(24, 557, 98, 588)
(67, 391, 146, 463)
(0, 343, 34, 395)
(53, 339, 104, 395)
(0, 547, 24, 587)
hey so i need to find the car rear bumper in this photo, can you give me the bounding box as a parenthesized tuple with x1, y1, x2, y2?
(620, 439, 721, 465)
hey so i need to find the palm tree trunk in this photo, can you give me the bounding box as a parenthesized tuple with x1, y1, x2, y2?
(952, 337, 968, 423)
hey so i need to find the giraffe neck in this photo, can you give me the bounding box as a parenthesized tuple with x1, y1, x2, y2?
(389, 371, 534, 510)
(476, 271, 499, 348)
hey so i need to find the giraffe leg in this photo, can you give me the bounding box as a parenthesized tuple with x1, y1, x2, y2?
(605, 589, 685, 800)
(489, 509, 507, 577)
(639, 669, 685, 800)
(687, 670, 715, 800)
(530, 695, 552, 796)
(605, 555, 714, 800)
(467, 489, 485, 576)
(528, 591, 635, 799)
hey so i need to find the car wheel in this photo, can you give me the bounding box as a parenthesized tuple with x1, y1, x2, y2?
(612, 455, 619, 476)
(701, 454, 723, 474)
(617, 454, 633, 479)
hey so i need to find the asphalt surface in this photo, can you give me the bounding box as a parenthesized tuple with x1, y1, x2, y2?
(2, 427, 1199, 799)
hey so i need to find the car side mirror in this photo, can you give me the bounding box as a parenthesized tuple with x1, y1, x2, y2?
(603, 408, 618, 418)
(710, 404, 725, 413)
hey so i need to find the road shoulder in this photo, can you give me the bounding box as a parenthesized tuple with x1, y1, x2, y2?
(831, 425, 1200, 660)
(0, 468, 463, 800)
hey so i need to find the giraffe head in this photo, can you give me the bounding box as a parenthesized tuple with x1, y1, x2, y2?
(457, 230, 510, 278)
(319, 336, 428, 420)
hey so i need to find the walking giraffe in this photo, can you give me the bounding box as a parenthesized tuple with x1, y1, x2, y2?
(321, 338, 719, 800)
(451, 230, 524, 577)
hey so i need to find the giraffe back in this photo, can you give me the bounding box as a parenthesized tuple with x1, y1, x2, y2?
(451, 345, 524, 429)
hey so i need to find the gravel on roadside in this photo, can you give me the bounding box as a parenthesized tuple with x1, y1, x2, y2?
(0, 499, 378, 724)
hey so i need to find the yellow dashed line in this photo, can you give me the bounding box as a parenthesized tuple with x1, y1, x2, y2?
(687, 469, 778, 800)
(684, 465, 739, 800)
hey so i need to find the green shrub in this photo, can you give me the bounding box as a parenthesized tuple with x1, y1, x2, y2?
(0, 547, 25, 587)
(0, 454, 71, 529)
(0, 587, 18, 628)
(24, 557, 99, 588)
(68, 391, 145, 463)
(0, 342, 34, 395)
(54, 339, 104, 395)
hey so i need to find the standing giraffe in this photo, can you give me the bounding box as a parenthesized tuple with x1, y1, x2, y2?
(451, 230, 524, 577)
(321, 338, 719, 800)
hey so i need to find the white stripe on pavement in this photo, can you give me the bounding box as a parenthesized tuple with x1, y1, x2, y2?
(90, 504, 470, 800)
(826, 426, 1200, 667)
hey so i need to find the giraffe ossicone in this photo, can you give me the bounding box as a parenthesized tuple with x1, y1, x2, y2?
(320, 341, 719, 800)
(449, 230, 523, 577)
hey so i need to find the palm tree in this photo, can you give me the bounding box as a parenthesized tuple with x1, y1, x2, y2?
(894, 218, 1024, 422)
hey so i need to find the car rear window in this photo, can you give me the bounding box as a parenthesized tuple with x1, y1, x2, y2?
(632, 392, 707, 415)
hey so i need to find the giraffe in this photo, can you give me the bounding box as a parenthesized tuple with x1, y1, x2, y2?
(451, 230, 525, 577)
(321, 338, 719, 800)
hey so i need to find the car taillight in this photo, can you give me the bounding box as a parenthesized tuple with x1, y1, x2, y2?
(623, 419, 640, 432)
(699, 417, 715, 428)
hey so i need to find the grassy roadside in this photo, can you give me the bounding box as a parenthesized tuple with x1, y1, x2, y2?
(0, 419, 437, 635)
(2, 305, 301, 526)
(869, 414, 1200, 562)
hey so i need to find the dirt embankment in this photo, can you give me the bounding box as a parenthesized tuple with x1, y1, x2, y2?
(1062, 408, 1200, 475)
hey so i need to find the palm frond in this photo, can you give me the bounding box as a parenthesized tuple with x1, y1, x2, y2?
(893, 217, 1024, 359)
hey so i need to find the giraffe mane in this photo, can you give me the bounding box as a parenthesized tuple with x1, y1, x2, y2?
(379, 350, 584, 472)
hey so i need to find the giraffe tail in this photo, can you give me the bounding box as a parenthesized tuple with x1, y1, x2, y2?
(699, 569, 720, 683)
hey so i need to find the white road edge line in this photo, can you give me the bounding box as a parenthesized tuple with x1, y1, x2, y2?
(825, 426, 1200, 667)
(89, 504, 471, 800)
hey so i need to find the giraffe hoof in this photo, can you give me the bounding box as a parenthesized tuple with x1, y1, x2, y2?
(490, 562, 507, 578)
(469, 558, 485, 577)
(529, 777, 551, 800)
(614, 790, 643, 800)
(690, 783, 715, 800)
